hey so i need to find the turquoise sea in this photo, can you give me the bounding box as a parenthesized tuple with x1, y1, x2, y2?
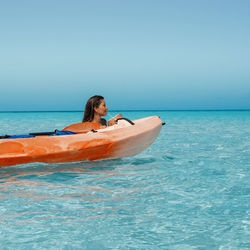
(0, 111, 249, 249)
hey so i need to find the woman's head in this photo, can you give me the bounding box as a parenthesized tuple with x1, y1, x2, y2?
(82, 95, 108, 122)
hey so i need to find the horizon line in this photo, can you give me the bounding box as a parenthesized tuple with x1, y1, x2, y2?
(0, 109, 250, 113)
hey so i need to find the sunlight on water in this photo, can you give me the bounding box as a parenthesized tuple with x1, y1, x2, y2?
(0, 111, 250, 249)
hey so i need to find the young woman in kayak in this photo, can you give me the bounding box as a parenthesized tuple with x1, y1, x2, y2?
(82, 95, 122, 127)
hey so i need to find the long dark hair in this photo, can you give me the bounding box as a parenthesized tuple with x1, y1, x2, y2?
(82, 95, 104, 122)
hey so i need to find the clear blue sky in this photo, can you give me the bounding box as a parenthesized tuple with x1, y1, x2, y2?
(0, 0, 249, 111)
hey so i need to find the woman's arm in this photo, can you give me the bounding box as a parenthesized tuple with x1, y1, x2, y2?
(108, 114, 122, 126)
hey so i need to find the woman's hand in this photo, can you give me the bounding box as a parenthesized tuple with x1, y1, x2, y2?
(108, 114, 122, 126)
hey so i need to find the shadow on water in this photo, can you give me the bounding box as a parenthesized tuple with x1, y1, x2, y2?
(130, 157, 157, 165)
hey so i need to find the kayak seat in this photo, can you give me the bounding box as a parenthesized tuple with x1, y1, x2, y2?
(62, 122, 101, 133)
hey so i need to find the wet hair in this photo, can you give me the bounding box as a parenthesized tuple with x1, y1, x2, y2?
(82, 95, 104, 122)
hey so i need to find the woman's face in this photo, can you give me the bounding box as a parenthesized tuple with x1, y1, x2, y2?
(94, 99, 108, 116)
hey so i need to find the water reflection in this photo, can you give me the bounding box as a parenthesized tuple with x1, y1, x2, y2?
(0, 158, 123, 176)
(0, 156, 157, 182)
(0, 156, 155, 207)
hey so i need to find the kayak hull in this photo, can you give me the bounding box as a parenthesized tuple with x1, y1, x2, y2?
(0, 116, 163, 167)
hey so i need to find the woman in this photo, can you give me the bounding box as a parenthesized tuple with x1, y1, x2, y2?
(82, 95, 122, 127)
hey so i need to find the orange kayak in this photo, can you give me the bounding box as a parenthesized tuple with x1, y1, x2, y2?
(0, 116, 163, 167)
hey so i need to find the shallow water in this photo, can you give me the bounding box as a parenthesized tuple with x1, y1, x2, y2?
(0, 111, 249, 249)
